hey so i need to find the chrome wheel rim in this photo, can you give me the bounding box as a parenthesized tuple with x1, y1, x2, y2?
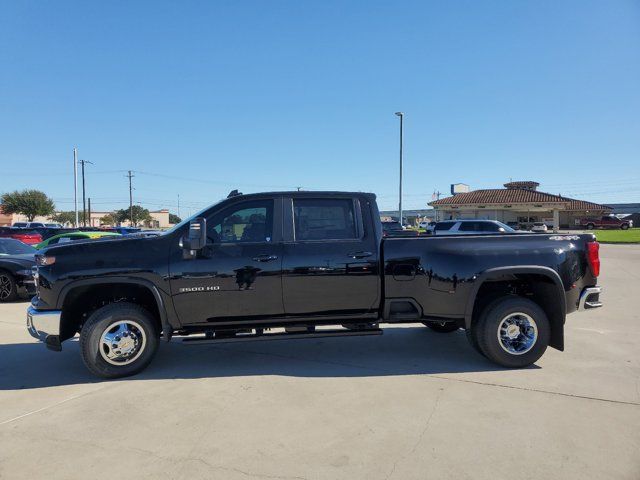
(0, 275, 12, 300)
(497, 312, 538, 355)
(99, 320, 147, 366)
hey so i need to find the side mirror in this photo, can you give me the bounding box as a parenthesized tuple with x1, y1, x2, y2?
(181, 217, 207, 251)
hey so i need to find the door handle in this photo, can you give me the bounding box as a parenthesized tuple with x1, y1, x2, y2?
(252, 254, 278, 262)
(347, 251, 373, 259)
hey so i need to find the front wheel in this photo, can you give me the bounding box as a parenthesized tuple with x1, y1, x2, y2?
(621, 224, 629, 230)
(0, 271, 18, 302)
(80, 302, 159, 378)
(586, 223, 595, 230)
(474, 297, 550, 368)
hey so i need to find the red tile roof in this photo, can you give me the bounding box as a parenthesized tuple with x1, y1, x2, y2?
(429, 188, 611, 211)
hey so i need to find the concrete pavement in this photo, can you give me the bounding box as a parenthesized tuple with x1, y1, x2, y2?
(1, 244, 639, 479)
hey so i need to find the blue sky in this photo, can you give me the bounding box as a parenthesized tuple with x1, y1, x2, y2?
(1, 0, 638, 216)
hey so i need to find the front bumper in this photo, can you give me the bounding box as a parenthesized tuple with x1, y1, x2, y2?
(27, 306, 63, 351)
(577, 286, 602, 311)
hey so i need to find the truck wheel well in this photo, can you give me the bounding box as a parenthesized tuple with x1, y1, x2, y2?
(60, 283, 161, 341)
(470, 274, 565, 350)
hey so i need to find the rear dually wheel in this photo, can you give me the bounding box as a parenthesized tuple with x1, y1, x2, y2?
(473, 297, 550, 368)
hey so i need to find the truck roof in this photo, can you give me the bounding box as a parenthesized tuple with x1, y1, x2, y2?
(225, 190, 377, 200)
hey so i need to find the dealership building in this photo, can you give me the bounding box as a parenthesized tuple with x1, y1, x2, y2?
(428, 181, 612, 231)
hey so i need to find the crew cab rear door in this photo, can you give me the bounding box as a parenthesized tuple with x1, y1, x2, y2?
(281, 195, 380, 317)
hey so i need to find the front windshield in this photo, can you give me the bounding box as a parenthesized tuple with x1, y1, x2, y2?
(0, 238, 37, 255)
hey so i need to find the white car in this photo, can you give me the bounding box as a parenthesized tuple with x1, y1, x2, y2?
(418, 221, 437, 233)
(433, 219, 518, 235)
(531, 222, 548, 232)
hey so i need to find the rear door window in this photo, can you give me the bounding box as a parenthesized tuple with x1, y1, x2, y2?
(293, 198, 357, 241)
(458, 222, 482, 232)
(435, 221, 456, 231)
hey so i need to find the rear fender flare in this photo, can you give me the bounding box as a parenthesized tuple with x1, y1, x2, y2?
(463, 266, 566, 350)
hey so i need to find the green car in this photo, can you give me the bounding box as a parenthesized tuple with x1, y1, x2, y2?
(35, 231, 121, 250)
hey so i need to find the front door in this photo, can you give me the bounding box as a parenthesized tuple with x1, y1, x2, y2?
(281, 196, 380, 317)
(169, 198, 284, 324)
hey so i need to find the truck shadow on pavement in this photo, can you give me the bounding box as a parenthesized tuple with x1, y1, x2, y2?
(0, 327, 534, 390)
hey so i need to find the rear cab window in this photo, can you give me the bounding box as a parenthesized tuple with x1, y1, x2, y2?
(293, 198, 358, 241)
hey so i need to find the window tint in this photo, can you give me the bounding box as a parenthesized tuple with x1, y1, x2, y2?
(294, 198, 357, 241)
(207, 200, 273, 243)
(481, 222, 501, 232)
(435, 221, 455, 231)
(458, 222, 481, 232)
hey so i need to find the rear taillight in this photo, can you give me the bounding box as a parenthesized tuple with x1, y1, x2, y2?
(586, 241, 600, 277)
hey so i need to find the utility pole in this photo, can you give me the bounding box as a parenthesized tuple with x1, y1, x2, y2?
(177, 194, 180, 219)
(127, 170, 134, 226)
(395, 112, 404, 226)
(73, 148, 79, 227)
(88, 198, 92, 227)
(79, 159, 93, 226)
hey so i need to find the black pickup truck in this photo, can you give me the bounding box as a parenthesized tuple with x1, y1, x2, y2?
(27, 191, 602, 378)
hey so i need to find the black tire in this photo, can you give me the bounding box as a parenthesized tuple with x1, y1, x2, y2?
(621, 224, 629, 230)
(465, 327, 485, 357)
(423, 321, 459, 333)
(474, 297, 550, 368)
(586, 223, 595, 230)
(0, 270, 18, 302)
(80, 302, 159, 379)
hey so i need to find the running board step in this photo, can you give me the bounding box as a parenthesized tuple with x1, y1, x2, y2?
(182, 328, 383, 345)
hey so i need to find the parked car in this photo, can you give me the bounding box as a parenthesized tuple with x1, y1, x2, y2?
(35, 231, 121, 249)
(12, 222, 46, 228)
(433, 219, 517, 235)
(381, 221, 420, 237)
(27, 191, 601, 378)
(131, 230, 164, 238)
(531, 222, 548, 232)
(0, 227, 43, 245)
(0, 238, 36, 302)
(579, 216, 632, 230)
(44, 223, 63, 229)
(418, 221, 437, 233)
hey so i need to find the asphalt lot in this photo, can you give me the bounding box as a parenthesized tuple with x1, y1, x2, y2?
(0, 244, 639, 480)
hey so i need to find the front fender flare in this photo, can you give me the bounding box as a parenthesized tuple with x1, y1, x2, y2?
(58, 276, 173, 341)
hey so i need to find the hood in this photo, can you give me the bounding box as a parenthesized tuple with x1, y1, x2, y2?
(0, 253, 35, 268)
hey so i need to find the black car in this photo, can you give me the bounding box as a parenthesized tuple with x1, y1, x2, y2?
(0, 238, 37, 302)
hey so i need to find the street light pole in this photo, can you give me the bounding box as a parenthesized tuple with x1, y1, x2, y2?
(395, 112, 404, 226)
(73, 147, 79, 227)
(79, 159, 93, 227)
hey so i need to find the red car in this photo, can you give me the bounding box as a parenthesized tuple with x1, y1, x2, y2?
(0, 227, 43, 245)
(579, 216, 632, 230)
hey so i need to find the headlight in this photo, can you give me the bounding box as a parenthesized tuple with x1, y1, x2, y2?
(35, 255, 56, 266)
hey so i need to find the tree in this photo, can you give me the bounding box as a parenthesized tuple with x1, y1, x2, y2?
(1, 189, 55, 221)
(115, 205, 152, 226)
(99, 213, 118, 226)
(50, 211, 77, 226)
(169, 213, 181, 224)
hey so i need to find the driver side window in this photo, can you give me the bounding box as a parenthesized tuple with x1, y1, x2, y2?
(207, 200, 273, 244)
